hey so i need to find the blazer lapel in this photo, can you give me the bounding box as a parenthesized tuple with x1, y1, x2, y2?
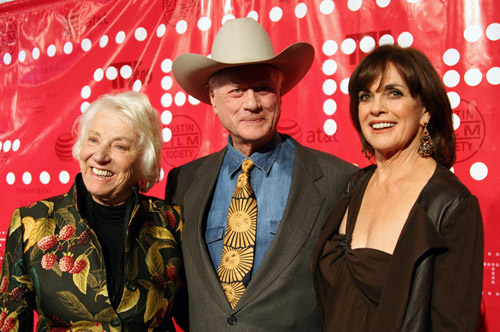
(238, 142, 326, 306)
(182, 148, 232, 310)
(373, 205, 447, 331)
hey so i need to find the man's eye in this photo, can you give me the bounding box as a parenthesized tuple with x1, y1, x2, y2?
(255, 86, 272, 93)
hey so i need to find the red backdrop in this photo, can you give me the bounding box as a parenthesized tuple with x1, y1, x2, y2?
(0, 0, 498, 330)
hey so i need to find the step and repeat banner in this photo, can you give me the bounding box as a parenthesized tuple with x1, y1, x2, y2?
(0, 0, 498, 329)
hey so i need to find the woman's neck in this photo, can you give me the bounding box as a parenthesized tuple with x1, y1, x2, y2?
(374, 151, 437, 185)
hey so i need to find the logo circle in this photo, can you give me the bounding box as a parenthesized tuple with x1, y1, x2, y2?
(453, 99, 485, 163)
(162, 115, 202, 167)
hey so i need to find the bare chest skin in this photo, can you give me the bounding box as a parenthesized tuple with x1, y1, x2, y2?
(339, 160, 436, 254)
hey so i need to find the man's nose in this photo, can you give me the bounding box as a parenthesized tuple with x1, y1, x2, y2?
(242, 89, 260, 111)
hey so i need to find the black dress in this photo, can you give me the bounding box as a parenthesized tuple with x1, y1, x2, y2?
(318, 170, 392, 332)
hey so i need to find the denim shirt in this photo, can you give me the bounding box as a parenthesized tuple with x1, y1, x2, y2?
(205, 133, 295, 276)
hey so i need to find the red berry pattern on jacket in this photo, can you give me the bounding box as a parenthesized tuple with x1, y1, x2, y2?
(1, 317, 16, 332)
(58, 256, 74, 272)
(41, 254, 58, 270)
(38, 235, 57, 250)
(77, 229, 91, 244)
(58, 225, 75, 241)
(69, 260, 87, 274)
(9, 287, 25, 303)
(0, 277, 7, 294)
(167, 265, 177, 282)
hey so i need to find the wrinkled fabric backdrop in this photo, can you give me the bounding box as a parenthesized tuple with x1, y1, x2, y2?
(0, 0, 498, 330)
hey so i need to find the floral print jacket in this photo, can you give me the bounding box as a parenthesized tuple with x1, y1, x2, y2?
(0, 175, 184, 332)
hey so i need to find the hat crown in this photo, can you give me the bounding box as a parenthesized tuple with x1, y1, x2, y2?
(211, 18, 276, 64)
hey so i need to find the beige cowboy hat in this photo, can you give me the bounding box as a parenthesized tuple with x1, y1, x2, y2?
(172, 17, 315, 104)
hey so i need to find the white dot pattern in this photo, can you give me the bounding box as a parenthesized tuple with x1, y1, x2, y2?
(443, 48, 460, 66)
(163, 127, 172, 142)
(100, 35, 109, 48)
(198, 17, 211, 31)
(464, 25, 482, 42)
(295, 3, 307, 19)
(161, 111, 173, 125)
(270, 7, 283, 22)
(470, 162, 488, 181)
(115, 31, 126, 44)
(322, 40, 338, 56)
(319, 1, 335, 15)
(447, 91, 461, 109)
(443, 70, 460, 88)
(18, 50, 26, 62)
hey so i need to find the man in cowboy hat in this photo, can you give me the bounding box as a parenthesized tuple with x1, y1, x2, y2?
(166, 17, 357, 331)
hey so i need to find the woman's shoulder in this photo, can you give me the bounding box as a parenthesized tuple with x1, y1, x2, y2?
(423, 163, 474, 200)
(417, 163, 479, 225)
(138, 194, 183, 219)
(18, 191, 72, 217)
(343, 165, 376, 197)
(139, 194, 180, 209)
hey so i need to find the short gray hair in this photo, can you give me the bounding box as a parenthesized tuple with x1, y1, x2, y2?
(72, 91, 162, 192)
(207, 64, 284, 93)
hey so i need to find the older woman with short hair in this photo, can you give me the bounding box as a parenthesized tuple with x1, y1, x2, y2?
(0, 91, 187, 331)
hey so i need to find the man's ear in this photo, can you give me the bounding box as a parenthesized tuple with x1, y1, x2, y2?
(207, 85, 217, 114)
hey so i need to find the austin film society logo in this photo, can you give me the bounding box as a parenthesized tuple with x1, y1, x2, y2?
(162, 115, 201, 167)
(453, 99, 485, 163)
(163, 0, 201, 26)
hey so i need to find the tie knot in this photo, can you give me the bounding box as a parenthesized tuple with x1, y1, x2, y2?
(241, 159, 254, 173)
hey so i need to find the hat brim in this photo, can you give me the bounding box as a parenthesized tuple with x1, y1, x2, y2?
(172, 42, 315, 104)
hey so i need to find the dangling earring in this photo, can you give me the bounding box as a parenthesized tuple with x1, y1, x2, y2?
(418, 123, 434, 158)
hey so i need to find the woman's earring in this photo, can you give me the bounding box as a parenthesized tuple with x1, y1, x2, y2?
(418, 123, 434, 158)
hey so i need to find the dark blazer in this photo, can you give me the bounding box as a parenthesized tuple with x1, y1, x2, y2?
(166, 135, 358, 331)
(311, 164, 484, 332)
(0, 174, 185, 331)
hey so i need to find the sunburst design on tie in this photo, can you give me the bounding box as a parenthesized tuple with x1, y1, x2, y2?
(226, 197, 257, 247)
(233, 172, 253, 198)
(218, 159, 257, 307)
(221, 282, 246, 308)
(217, 246, 254, 283)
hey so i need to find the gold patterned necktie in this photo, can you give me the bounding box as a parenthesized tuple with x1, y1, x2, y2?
(217, 159, 257, 308)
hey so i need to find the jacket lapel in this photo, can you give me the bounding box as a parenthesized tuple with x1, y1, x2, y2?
(373, 205, 447, 331)
(238, 141, 326, 306)
(181, 148, 232, 310)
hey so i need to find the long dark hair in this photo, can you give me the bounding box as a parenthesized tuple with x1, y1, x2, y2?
(348, 44, 456, 168)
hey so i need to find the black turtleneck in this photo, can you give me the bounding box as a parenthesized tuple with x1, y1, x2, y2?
(91, 199, 128, 307)
(76, 175, 134, 308)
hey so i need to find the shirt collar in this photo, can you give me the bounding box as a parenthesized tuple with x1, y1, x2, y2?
(226, 132, 282, 178)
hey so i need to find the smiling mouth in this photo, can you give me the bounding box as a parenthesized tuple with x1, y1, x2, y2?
(243, 118, 263, 122)
(92, 167, 113, 178)
(371, 122, 395, 130)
